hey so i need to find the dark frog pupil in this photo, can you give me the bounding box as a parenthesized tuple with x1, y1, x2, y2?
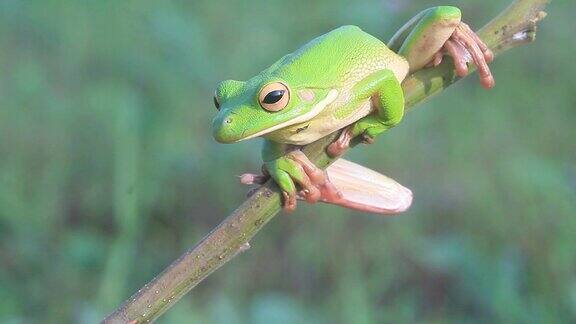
(263, 90, 284, 104)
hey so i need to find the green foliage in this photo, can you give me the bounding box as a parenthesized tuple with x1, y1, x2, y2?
(0, 0, 574, 323)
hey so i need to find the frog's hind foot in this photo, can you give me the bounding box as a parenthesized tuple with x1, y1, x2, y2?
(287, 151, 343, 204)
(239, 152, 412, 215)
(291, 153, 413, 215)
(431, 22, 495, 89)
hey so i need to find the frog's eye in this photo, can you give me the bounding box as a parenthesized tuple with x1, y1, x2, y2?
(213, 92, 221, 111)
(259, 82, 290, 112)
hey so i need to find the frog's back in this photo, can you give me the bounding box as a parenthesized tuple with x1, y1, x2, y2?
(263, 26, 409, 145)
(271, 26, 409, 86)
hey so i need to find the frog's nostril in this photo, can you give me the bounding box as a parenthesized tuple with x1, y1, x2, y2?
(212, 113, 238, 143)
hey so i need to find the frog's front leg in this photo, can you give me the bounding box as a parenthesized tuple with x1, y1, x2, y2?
(328, 69, 404, 157)
(389, 6, 494, 89)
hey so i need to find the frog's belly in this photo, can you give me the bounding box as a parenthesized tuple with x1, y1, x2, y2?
(265, 100, 373, 145)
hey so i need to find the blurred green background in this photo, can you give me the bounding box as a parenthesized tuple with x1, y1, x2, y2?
(0, 0, 574, 323)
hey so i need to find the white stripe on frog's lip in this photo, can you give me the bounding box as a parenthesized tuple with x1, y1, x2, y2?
(236, 89, 339, 142)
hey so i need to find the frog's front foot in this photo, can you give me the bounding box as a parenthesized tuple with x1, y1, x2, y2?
(327, 127, 354, 157)
(327, 127, 377, 158)
(428, 22, 495, 89)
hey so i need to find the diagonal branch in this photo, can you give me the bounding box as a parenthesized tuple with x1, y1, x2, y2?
(103, 1, 550, 322)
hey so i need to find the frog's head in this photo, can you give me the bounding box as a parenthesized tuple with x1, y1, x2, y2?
(212, 26, 386, 143)
(212, 72, 338, 143)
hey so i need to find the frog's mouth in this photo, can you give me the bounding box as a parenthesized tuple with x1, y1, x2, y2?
(239, 89, 339, 141)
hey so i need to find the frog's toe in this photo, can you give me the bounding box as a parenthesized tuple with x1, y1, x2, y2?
(425, 51, 444, 68)
(327, 141, 348, 158)
(286, 151, 323, 182)
(282, 191, 297, 213)
(299, 187, 321, 203)
(444, 39, 470, 77)
(443, 22, 495, 89)
(298, 172, 343, 206)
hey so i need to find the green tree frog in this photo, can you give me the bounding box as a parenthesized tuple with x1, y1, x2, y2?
(212, 6, 494, 213)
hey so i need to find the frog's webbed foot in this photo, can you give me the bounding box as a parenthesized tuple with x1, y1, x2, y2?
(287, 151, 343, 205)
(428, 22, 495, 89)
(240, 152, 412, 215)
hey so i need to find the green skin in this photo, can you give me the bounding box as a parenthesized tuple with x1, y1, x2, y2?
(212, 6, 493, 211)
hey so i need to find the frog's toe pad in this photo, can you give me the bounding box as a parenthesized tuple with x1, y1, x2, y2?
(282, 191, 297, 213)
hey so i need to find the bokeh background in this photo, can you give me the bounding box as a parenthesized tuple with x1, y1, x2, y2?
(0, 0, 574, 323)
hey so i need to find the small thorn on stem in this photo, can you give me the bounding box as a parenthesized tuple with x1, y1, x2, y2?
(238, 242, 251, 253)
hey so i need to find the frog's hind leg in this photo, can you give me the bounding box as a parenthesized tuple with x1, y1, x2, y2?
(281, 152, 412, 214)
(241, 151, 412, 215)
(389, 6, 494, 88)
(389, 6, 463, 72)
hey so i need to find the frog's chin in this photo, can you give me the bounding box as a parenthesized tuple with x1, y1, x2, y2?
(237, 89, 339, 142)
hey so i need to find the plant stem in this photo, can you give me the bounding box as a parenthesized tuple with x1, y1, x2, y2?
(103, 1, 549, 322)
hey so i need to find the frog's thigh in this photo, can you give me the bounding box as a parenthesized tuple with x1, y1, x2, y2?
(269, 168, 295, 194)
(266, 158, 300, 194)
(351, 69, 404, 139)
(399, 6, 462, 71)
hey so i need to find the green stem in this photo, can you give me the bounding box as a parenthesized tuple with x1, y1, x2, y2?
(103, 1, 549, 322)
